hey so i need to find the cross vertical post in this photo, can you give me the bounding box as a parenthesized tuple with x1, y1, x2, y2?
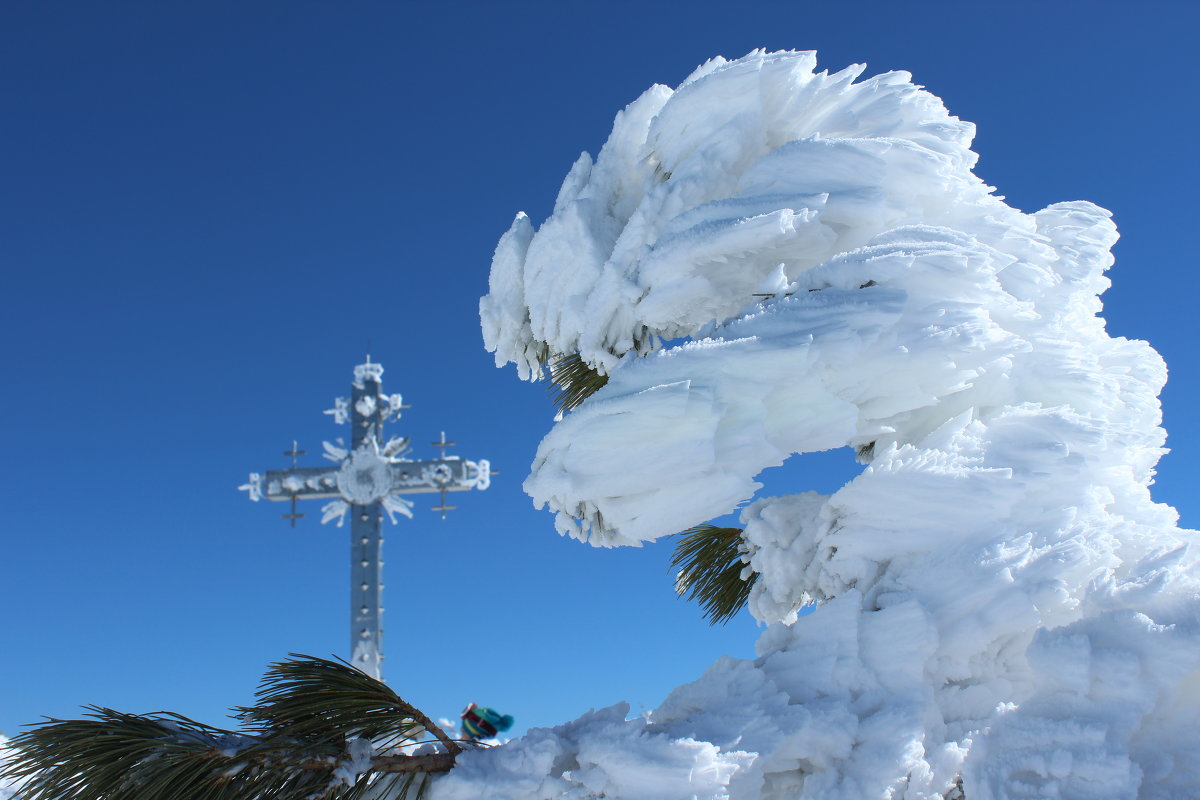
(349, 361, 386, 678)
(240, 359, 491, 681)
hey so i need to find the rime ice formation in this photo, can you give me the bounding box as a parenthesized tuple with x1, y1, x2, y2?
(469, 51, 1200, 799)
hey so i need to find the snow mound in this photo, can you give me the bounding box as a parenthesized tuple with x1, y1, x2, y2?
(472, 50, 1200, 800)
(436, 704, 753, 800)
(0, 735, 19, 800)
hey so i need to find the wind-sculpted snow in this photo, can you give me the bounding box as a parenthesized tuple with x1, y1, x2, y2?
(470, 51, 1200, 800)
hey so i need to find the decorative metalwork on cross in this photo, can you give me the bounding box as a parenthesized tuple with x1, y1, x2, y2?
(239, 358, 490, 680)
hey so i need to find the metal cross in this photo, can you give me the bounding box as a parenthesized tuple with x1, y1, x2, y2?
(281, 441, 307, 527)
(240, 358, 491, 681)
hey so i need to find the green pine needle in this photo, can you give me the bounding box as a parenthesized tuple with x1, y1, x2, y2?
(543, 352, 609, 413)
(1, 655, 457, 800)
(238, 654, 443, 752)
(670, 525, 757, 625)
(2, 708, 260, 800)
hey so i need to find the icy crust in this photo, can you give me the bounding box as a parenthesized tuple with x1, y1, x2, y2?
(481, 50, 984, 381)
(528, 215, 1165, 550)
(434, 704, 752, 800)
(474, 50, 1200, 800)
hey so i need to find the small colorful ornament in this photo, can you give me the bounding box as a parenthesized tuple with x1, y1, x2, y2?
(460, 702, 514, 739)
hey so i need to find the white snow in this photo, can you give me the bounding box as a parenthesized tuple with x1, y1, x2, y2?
(323, 439, 349, 462)
(325, 396, 350, 425)
(381, 435, 410, 459)
(383, 393, 405, 420)
(381, 493, 414, 523)
(355, 395, 378, 419)
(353, 360, 384, 388)
(472, 50, 1200, 799)
(434, 704, 754, 800)
(331, 735, 376, 789)
(321, 498, 350, 527)
(469, 459, 491, 492)
(238, 472, 263, 502)
(0, 735, 19, 800)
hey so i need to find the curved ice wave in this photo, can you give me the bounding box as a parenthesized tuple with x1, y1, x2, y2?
(473, 50, 1200, 800)
(481, 50, 986, 381)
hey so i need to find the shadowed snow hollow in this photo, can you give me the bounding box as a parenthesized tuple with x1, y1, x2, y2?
(466, 50, 1200, 800)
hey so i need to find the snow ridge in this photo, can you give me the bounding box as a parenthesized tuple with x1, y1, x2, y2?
(472, 50, 1200, 800)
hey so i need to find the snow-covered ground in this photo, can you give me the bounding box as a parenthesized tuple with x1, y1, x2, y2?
(463, 50, 1200, 799)
(0, 735, 18, 800)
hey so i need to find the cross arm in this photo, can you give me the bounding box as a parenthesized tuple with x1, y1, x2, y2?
(259, 457, 490, 503)
(263, 466, 340, 501)
(387, 457, 490, 495)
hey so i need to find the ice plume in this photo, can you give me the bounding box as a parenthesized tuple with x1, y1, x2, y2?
(472, 50, 1200, 800)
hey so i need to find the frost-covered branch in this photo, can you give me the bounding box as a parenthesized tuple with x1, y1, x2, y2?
(670, 524, 756, 624)
(1, 655, 460, 800)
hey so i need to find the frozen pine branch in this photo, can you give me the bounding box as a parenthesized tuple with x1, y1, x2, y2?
(671, 525, 757, 624)
(542, 352, 610, 413)
(1, 655, 461, 800)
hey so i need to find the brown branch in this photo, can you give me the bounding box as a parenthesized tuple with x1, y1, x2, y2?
(396, 703, 462, 756)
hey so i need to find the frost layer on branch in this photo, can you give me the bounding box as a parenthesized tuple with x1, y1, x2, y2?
(474, 50, 1200, 800)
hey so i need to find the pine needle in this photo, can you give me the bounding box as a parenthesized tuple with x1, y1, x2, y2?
(670, 525, 757, 624)
(1, 708, 257, 800)
(543, 352, 609, 413)
(1, 655, 457, 800)
(238, 654, 456, 755)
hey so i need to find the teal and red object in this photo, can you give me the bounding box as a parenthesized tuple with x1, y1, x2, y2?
(460, 703, 513, 740)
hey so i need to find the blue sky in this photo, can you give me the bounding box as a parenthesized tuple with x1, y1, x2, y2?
(3, 1, 1198, 739)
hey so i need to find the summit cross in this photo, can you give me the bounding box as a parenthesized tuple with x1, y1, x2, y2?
(240, 359, 490, 680)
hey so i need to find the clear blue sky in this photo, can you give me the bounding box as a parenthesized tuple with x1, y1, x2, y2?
(3, 1, 1197, 739)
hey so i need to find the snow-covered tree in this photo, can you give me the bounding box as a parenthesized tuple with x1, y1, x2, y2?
(470, 50, 1200, 799)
